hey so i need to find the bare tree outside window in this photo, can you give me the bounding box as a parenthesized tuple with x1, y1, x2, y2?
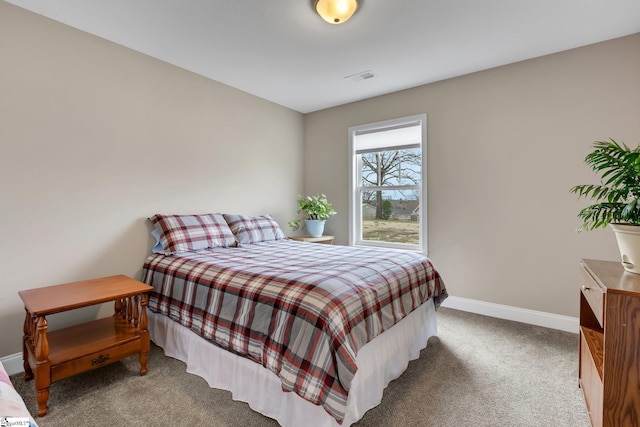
(361, 148, 421, 219)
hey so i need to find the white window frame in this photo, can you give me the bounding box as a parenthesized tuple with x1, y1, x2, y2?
(348, 114, 428, 253)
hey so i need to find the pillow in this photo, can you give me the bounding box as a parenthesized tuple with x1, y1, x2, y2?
(223, 214, 286, 245)
(149, 213, 236, 255)
(151, 229, 164, 254)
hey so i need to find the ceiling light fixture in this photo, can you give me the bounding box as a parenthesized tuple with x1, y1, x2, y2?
(315, 0, 359, 24)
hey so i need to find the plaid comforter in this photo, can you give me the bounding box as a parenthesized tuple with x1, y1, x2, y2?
(142, 240, 446, 423)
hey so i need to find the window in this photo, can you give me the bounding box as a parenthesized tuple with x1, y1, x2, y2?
(348, 114, 427, 253)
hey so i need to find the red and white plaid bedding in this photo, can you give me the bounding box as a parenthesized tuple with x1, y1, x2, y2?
(142, 239, 446, 423)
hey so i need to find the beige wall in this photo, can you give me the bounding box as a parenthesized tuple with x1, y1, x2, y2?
(0, 2, 304, 356)
(304, 33, 640, 318)
(2, 0, 638, 359)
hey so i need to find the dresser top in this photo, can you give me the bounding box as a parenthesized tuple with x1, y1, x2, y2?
(582, 259, 640, 295)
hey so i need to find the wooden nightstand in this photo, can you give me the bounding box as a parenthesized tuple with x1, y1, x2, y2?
(289, 235, 334, 244)
(19, 275, 152, 417)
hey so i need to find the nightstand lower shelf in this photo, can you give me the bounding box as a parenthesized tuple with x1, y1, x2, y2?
(44, 317, 143, 382)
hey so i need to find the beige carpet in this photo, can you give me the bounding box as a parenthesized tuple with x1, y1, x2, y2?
(12, 308, 591, 426)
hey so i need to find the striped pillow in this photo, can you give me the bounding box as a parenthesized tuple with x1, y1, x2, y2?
(150, 213, 236, 255)
(223, 214, 286, 246)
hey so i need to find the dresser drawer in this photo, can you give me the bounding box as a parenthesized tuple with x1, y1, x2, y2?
(579, 266, 605, 327)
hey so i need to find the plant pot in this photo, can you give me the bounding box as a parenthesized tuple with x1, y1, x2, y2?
(610, 223, 640, 274)
(305, 219, 326, 237)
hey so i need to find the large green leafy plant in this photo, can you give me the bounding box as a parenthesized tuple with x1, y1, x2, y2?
(288, 194, 337, 231)
(571, 139, 640, 231)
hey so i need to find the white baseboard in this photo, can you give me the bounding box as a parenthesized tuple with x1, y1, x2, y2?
(441, 296, 579, 333)
(0, 353, 24, 376)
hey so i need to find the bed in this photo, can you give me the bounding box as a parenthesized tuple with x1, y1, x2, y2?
(141, 213, 447, 426)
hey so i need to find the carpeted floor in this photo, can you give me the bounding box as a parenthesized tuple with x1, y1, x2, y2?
(11, 308, 591, 426)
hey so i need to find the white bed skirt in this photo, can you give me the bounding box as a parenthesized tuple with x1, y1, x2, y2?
(148, 298, 437, 427)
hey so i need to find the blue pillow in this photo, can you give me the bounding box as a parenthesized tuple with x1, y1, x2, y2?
(151, 229, 164, 254)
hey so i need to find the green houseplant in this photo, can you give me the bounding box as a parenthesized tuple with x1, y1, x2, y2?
(288, 194, 337, 237)
(571, 138, 640, 273)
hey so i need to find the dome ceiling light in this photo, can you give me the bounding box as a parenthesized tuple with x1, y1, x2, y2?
(315, 0, 359, 24)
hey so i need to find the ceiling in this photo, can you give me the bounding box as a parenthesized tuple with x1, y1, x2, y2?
(6, 0, 640, 113)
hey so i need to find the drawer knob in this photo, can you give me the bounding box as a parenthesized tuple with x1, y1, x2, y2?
(581, 285, 590, 291)
(91, 354, 111, 366)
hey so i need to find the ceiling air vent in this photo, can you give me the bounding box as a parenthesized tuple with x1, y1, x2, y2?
(345, 70, 376, 82)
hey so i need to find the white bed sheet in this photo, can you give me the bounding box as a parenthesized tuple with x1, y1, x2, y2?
(148, 298, 437, 427)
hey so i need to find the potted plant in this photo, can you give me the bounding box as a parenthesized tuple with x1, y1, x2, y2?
(571, 138, 640, 273)
(288, 194, 337, 237)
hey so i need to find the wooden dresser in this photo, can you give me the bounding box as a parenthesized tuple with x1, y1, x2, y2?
(579, 259, 640, 427)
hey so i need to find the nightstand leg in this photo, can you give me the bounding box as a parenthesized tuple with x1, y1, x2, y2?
(34, 315, 51, 416)
(139, 350, 149, 376)
(35, 388, 50, 417)
(22, 309, 34, 381)
(138, 294, 149, 375)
